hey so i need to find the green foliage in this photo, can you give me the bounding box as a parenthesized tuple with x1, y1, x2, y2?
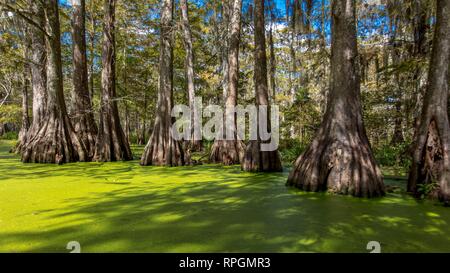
(374, 142, 411, 169)
(417, 182, 440, 200)
(0, 131, 18, 140)
(279, 139, 307, 164)
(0, 105, 21, 125)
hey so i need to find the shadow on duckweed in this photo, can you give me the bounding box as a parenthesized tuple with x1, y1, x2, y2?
(0, 140, 449, 253)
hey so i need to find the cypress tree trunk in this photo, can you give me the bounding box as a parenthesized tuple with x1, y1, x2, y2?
(286, 0, 385, 198)
(22, 0, 87, 164)
(16, 32, 31, 153)
(180, 0, 202, 151)
(210, 0, 245, 165)
(25, 0, 47, 146)
(408, 0, 450, 202)
(268, 15, 276, 101)
(220, 0, 230, 103)
(72, 0, 98, 158)
(140, 0, 185, 166)
(94, 0, 132, 162)
(88, 1, 97, 103)
(242, 0, 282, 172)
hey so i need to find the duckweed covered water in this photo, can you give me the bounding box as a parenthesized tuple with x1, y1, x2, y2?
(0, 140, 449, 253)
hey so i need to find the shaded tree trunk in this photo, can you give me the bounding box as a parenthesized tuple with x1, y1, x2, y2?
(88, 1, 97, 103)
(286, 0, 385, 198)
(180, 0, 202, 151)
(22, 0, 87, 164)
(242, 0, 282, 172)
(140, 0, 185, 166)
(389, 16, 405, 145)
(210, 0, 245, 165)
(94, 0, 132, 162)
(408, 0, 450, 202)
(71, 0, 98, 158)
(268, 10, 276, 101)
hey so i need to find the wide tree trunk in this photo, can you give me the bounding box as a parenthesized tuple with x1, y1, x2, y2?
(408, 0, 450, 202)
(210, 0, 245, 165)
(286, 0, 385, 198)
(94, 0, 132, 162)
(242, 0, 282, 172)
(22, 0, 87, 164)
(180, 0, 202, 151)
(140, 0, 185, 166)
(24, 0, 47, 148)
(71, 0, 98, 158)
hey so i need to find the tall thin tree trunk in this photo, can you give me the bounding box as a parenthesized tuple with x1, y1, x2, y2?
(17, 43, 31, 152)
(389, 16, 405, 145)
(94, 0, 132, 162)
(72, 0, 98, 158)
(242, 0, 282, 172)
(180, 0, 202, 151)
(210, 0, 245, 165)
(219, 1, 230, 103)
(22, 0, 87, 164)
(408, 0, 450, 203)
(268, 11, 276, 101)
(88, 2, 97, 103)
(123, 101, 129, 143)
(287, 0, 385, 198)
(141, 0, 185, 166)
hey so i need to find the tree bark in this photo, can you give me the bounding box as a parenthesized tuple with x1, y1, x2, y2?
(242, 0, 282, 172)
(25, 0, 47, 147)
(180, 0, 202, 151)
(88, 1, 97, 103)
(408, 0, 450, 202)
(71, 0, 98, 158)
(210, 0, 245, 165)
(140, 0, 185, 166)
(94, 0, 132, 162)
(22, 0, 87, 164)
(389, 15, 405, 145)
(268, 15, 276, 101)
(17, 45, 31, 152)
(286, 0, 385, 198)
(219, 0, 230, 102)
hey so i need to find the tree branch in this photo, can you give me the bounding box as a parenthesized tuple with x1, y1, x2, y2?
(0, 1, 50, 38)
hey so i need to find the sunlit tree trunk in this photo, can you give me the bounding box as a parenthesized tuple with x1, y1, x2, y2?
(94, 0, 132, 162)
(242, 0, 282, 172)
(22, 0, 87, 164)
(287, 0, 385, 198)
(25, 0, 47, 147)
(210, 0, 245, 165)
(140, 0, 185, 166)
(71, 0, 98, 158)
(17, 42, 30, 152)
(180, 0, 202, 151)
(408, 0, 450, 203)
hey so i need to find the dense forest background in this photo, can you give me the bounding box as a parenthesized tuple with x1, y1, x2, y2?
(0, 0, 449, 200)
